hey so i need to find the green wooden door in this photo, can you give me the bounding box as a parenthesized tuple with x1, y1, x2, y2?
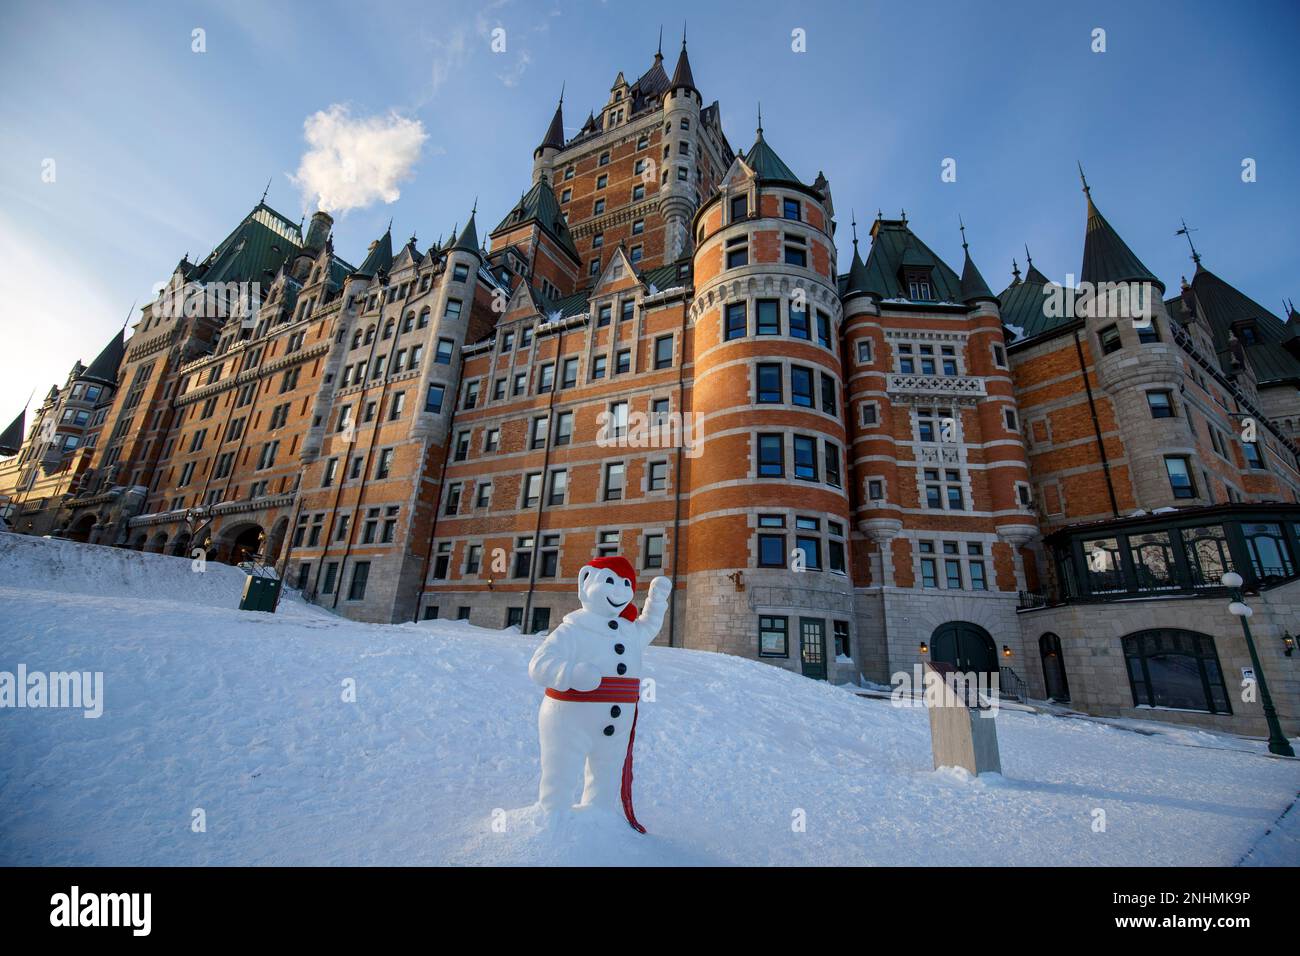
(930, 622, 996, 674)
(799, 618, 827, 680)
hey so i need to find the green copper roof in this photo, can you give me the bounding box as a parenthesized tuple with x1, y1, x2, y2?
(1081, 194, 1160, 290)
(82, 329, 125, 385)
(451, 211, 481, 258)
(492, 179, 579, 262)
(959, 245, 996, 304)
(669, 40, 696, 92)
(538, 98, 565, 152)
(859, 219, 963, 302)
(1185, 264, 1300, 385)
(0, 406, 25, 456)
(998, 262, 1077, 342)
(844, 243, 871, 298)
(354, 228, 394, 278)
(743, 129, 803, 186)
(194, 202, 302, 287)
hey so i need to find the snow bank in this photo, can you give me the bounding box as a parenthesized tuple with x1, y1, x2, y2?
(1, 535, 1297, 866)
(0, 532, 255, 610)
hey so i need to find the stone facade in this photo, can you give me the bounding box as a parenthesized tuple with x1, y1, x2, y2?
(2, 40, 1299, 740)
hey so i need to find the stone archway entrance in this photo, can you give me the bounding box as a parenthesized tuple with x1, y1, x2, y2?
(215, 522, 265, 565)
(930, 621, 998, 675)
(67, 513, 96, 543)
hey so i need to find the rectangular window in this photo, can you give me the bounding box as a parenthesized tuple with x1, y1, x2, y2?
(757, 434, 784, 477)
(730, 195, 747, 221)
(969, 561, 987, 591)
(591, 355, 607, 380)
(789, 307, 810, 340)
(1164, 456, 1195, 499)
(523, 473, 541, 508)
(321, 562, 338, 594)
(795, 535, 821, 571)
(725, 302, 747, 340)
(1099, 324, 1121, 355)
(820, 373, 837, 415)
(1146, 390, 1174, 418)
(824, 441, 841, 488)
(1242, 440, 1265, 469)
(726, 236, 748, 269)
(548, 469, 567, 506)
(793, 435, 817, 481)
(644, 534, 664, 569)
(790, 366, 814, 407)
(444, 299, 463, 321)
(554, 411, 573, 446)
(655, 335, 674, 369)
(648, 460, 668, 491)
(783, 198, 801, 221)
(425, 384, 444, 413)
(759, 615, 788, 657)
(347, 562, 370, 601)
(604, 462, 625, 500)
(756, 363, 782, 403)
(756, 299, 780, 335)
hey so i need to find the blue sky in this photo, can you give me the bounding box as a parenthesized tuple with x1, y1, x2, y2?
(2, 0, 1297, 420)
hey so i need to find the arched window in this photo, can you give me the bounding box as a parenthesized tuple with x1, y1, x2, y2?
(383, 319, 395, 340)
(402, 311, 415, 334)
(418, 308, 431, 330)
(1039, 633, 1070, 702)
(351, 329, 362, 350)
(364, 324, 376, 345)
(1122, 629, 1231, 714)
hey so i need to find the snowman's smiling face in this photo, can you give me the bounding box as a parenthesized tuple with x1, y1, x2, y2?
(579, 566, 633, 619)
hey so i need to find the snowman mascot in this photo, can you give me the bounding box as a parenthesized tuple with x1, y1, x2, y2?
(529, 556, 672, 832)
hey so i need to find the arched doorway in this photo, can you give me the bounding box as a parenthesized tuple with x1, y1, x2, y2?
(170, 531, 193, 557)
(67, 513, 96, 543)
(1039, 632, 1070, 702)
(265, 516, 289, 567)
(217, 523, 265, 565)
(128, 529, 148, 551)
(147, 531, 169, 554)
(930, 621, 997, 675)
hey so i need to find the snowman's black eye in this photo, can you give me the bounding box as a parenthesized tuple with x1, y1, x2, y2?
(604, 575, 613, 585)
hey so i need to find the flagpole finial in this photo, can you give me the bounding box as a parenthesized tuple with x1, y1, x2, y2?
(1024, 244, 1033, 268)
(260, 177, 271, 204)
(657, 24, 663, 57)
(756, 102, 762, 136)
(1077, 161, 1091, 198)
(959, 214, 968, 251)
(851, 209, 859, 249)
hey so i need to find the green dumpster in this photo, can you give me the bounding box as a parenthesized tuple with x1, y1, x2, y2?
(239, 571, 282, 613)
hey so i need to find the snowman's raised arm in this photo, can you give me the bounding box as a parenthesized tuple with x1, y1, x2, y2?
(634, 576, 673, 646)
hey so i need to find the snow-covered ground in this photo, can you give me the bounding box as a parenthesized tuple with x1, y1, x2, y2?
(1, 533, 1296, 866)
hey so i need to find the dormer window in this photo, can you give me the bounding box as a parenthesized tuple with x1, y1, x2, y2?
(730, 196, 748, 222)
(1236, 322, 1258, 345)
(905, 272, 934, 301)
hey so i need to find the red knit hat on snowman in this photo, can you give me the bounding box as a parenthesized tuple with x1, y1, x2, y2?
(584, 555, 639, 622)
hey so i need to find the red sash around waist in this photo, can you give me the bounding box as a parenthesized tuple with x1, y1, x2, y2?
(545, 676, 641, 703)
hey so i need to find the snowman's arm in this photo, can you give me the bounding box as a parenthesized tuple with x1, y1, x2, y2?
(634, 576, 673, 646)
(528, 627, 580, 689)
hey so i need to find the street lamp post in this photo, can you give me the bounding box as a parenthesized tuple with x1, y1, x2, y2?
(1221, 571, 1295, 757)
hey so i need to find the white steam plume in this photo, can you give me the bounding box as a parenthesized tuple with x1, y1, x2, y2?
(291, 104, 428, 214)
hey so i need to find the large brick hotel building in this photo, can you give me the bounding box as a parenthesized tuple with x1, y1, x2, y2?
(3, 40, 1299, 737)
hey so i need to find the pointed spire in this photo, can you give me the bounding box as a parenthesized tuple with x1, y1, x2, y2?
(669, 26, 696, 93)
(538, 87, 566, 152)
(82, 327, 126, 385)
(1078, 161, 1091, 202)
(958, 218, 996, 305)
(1011, 258, 1022, 284)
(1079, 173, 1161, 289)
(1024, 244, 1033, 269)
(756, 102, 763, 137)
(260, 177, 271, 205)
(451, 202, 482, 259)
(0, 405, 26, 457)
(354, 226, 394, 278)
(656, 25, 663, 60)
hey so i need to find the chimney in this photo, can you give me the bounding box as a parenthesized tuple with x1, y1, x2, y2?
(305, 210, 333, 251)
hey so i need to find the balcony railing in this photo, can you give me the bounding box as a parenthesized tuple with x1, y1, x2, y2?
(886, 374, 986, 400)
